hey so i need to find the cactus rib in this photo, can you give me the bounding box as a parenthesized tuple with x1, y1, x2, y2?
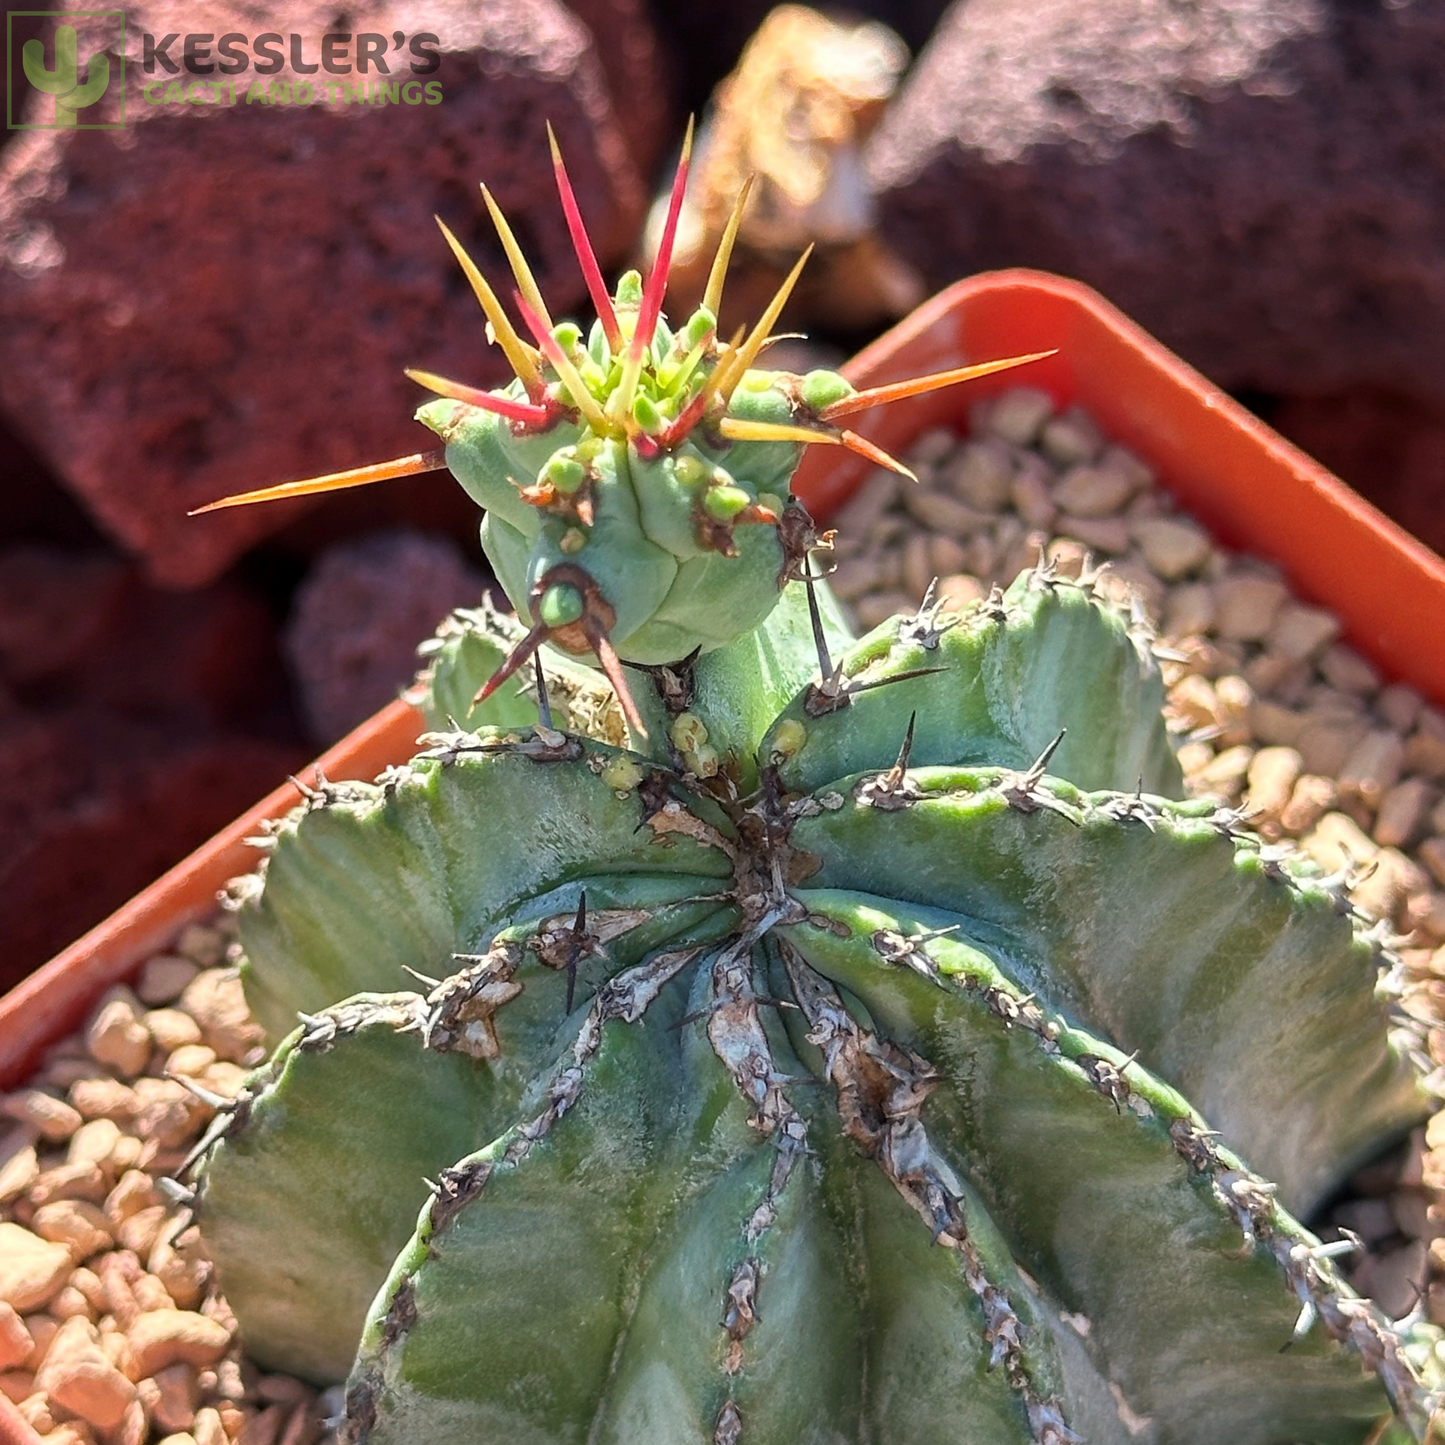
(780, 944, 1078, 1442)
(779, 893, 1425, 1440)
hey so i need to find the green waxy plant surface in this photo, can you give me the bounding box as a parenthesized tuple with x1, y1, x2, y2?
(192, 995, 494, 1384)
(190, 126, 1048, 739)
(413, 599, 628, 744)
(232, 736, 734, 1043)
(762, 569, 1183, 798)
(418, 578, 852, 795)
(775, 907, 1393, 1443)
(782, 777, 1416, 1218)
(183, 133, 1441, 1445)
(190, 562, 1441, 1445)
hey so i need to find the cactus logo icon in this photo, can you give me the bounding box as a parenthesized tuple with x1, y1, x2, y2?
(8, 11, 125, 128)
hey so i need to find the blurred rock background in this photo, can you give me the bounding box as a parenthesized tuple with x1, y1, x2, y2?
(1, 0, 1442, 979)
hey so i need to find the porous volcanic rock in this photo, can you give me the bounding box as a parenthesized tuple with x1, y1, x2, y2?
(567, 0, 673, 179)
(0, 0, 646, 588)
(0, 544, 304, 981)
(869, 0, 1445, 408)
(283, 529, 484, 742)
(1269, 390, 1445, 563)
(0, 712, 301, 984)
(0, 544, 290, 725)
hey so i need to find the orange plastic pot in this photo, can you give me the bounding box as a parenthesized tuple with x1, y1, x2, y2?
(794, 270, 1445, 698)
(1, 268, 1442, 1444)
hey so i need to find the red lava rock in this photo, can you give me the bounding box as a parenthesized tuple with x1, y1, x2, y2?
(282, 529, 483, 742)
(0, 0, 646, 588)
(1270, 390, 1445, 561)
(0, 545, 291, 728)
(0, 540, 307, 981)
(565, 0, 673, 179)
(0, 549, 129, 690)
(0, 714, 302, 985)
(869, 0, 1445, 408)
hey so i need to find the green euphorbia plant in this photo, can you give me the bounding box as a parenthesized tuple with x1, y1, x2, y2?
(185, 128, 1442, 1444)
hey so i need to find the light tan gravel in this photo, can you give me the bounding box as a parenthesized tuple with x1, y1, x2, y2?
(0, 919, 332, 1444)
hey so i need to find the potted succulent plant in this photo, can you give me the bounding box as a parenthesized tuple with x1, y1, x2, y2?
(4, 130, 1445, 1445)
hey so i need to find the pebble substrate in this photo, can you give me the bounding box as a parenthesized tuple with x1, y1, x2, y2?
(4, 385, 1445, 1441)
(0, 918, 336, 1445)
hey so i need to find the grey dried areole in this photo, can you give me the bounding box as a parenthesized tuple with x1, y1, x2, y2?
(182, 132, 1441, 1445)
